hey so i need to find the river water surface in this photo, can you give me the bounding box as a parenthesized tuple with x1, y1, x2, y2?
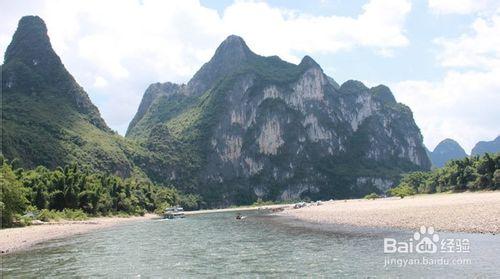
(2, 211, 499, 277)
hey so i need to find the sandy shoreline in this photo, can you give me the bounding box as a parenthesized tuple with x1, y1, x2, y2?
(276, 191, 500, 234)
(0, 214, 157, 255)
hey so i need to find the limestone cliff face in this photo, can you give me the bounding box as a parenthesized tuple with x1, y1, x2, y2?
(127, 35, 431, 205)
(126, 82, 183, 138)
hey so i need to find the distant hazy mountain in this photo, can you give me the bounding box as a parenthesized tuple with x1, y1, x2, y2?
(471, 136, 500, 156)
(429, 139, 468, 168)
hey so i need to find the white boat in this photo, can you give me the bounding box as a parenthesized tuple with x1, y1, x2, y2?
(164, 206, 185, 219)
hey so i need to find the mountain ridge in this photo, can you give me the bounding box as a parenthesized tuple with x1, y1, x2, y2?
(1, 16, 146, 176)
(2, 16, 431, 206)
(428, 138, 467, 168)
(471, 136, 500, 156)
(4, 16, 109, 131)
(128, 34, 431, 205)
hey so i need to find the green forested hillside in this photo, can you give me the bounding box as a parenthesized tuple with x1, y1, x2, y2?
(1, 16, 145, 176)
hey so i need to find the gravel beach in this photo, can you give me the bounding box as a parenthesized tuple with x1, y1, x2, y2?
(276, 191, 500, 234)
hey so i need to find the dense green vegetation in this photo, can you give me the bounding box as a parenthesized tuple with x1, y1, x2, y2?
(363, 193, 381, 199)
(393, 153, 499, 195)
(387, 184, 416, 198)
(0, 156, 201, 228)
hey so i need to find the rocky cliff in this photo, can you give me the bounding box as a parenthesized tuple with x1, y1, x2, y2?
(127, 35, 431, 205)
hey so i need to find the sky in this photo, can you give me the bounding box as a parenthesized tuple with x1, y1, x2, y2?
(1, 0, 499, 153)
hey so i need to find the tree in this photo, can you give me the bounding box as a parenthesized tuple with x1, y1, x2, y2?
(178, 194, 201, 210)
(364, 193, 380, 200)
(50, 190, 65, 210)
(388, 184, 415, 198)
(1, 163, 29, 227)
(399, 172, 430, 193)
(397, 153, 499, 194)
(494, 169, 500, 190)
(0, 159, 202, 226)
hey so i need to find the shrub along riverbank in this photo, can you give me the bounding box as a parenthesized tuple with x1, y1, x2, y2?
(394, 152, 499, 195)
(0, 156, 201, 228)
(363, 152, 499, 199)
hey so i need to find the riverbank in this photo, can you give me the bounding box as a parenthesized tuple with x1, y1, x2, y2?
(0, 214, 157, 255)
(184, 204, 292, 216)
(276, 191, 500, 234)
(4, 192, 498, 255)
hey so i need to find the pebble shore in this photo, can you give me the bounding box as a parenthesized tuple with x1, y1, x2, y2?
(277, 191, 500, 234)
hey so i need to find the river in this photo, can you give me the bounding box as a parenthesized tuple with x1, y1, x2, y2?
(2, 211, 499, 277)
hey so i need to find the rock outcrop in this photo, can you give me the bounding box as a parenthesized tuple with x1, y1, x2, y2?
(127, 35, 431, 205)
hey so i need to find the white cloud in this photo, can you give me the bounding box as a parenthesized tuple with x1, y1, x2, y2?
(393, 70, 500, 153)
(223, 0, 411, 62)
(0, 0, 412, 134)
(392, 9, 500, 152)
(434, 14, 500, 69)
(93, 76, 108, 88)
(427, 0, 500, 15)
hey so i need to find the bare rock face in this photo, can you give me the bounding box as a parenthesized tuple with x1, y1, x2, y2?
(127, 35, 431, 206)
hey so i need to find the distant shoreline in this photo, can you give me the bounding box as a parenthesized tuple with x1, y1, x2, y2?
(275, 191, 500, 234)
(0, 214, 157, 255)
(184, 204, 292, 216)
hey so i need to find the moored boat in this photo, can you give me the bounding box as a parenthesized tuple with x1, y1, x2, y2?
(164, 206, 185, 219)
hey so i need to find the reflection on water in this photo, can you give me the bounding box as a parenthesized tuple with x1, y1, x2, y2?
(2, 211, 499, 277)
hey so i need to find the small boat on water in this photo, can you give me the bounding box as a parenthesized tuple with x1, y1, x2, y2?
(235, 213, 246, 220)
(163, 206, 185, 219)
